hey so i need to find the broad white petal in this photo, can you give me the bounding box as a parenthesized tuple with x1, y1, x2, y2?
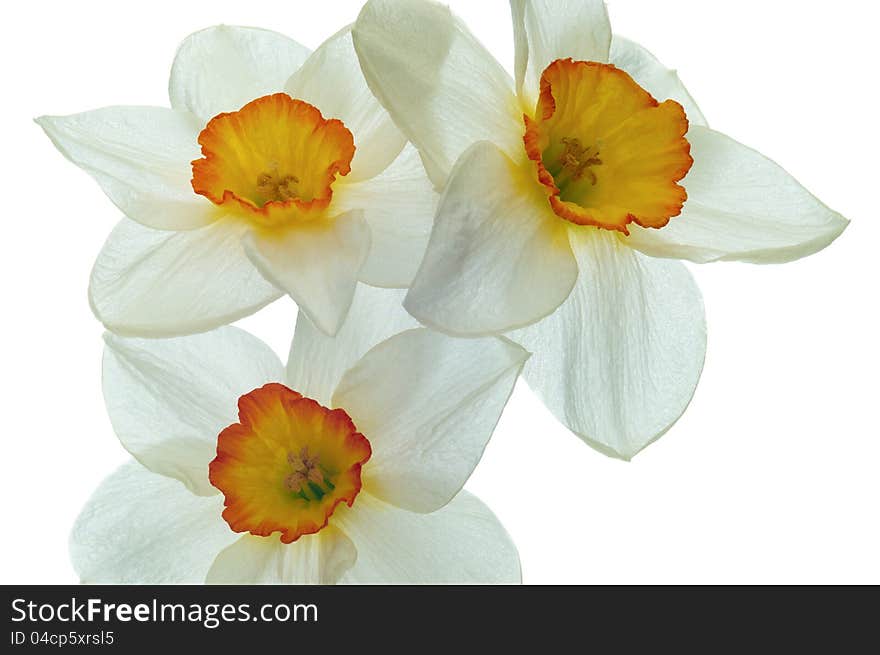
(286, 26, 405, 182)
(353, 0, 522, 188)
(286, 285, 419, 406)
(71, 463, 235, 584)
(243, 211, 371, 337)
(609, 36, 707, 127)
(103, 328, 284, 495)
(90, 218, 282, 338)
(333, 329, 527, 513)
(206, 527, 356, 584)
(511, 0, 612, 103)
(37, 107, 211, 230)
(510, 228, 706, 460)
(331, 144, 436, 287)
(169, 25, 311, 122)
(337, 491, 520, 584)
(627, 126, 849, 264)
(405, 141, 577, 336)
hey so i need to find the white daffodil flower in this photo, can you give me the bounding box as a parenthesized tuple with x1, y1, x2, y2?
(73, 285, 526, 584)
(37, 25, 435, 338)
(352, 0, 849, 459)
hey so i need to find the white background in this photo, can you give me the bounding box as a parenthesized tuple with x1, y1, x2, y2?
(1, 0, 877, 584)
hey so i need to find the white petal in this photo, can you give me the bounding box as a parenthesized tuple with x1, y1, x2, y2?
(36, 107, 211, 230)
(353, 0, 522, 188)
(510, 228, 706, 460)
(331, 144, 436, 287)
(206, 527, 356, 584)
(90, 218, 282, 338)
(609, 36, 707, 127)
(242, 211, 371, 337)
(71, 463, 235, 584)
(286, 285, 419, 406)
(511, 0, 612, 103)
(103, 328, 284, 495)
(333, 329, 527, 513)
(337, 491, 520, 584)
(286, 26, 405, 183)
(627, 126, 849, 264)
(405, 141, 578, 336)
(169, 25, 311, 122)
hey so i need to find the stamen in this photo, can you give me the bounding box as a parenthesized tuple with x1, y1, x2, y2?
(286, 447, 324, 494)
(558, 137, 602, 186)
(256, 163, 300, 203)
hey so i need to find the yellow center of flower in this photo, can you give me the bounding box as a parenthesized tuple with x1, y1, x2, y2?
(523, 59, 693, 234)
(191, 93, 356, 229)
(209, 383, 371, 543)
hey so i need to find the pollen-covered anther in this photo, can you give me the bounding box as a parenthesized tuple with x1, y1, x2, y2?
(256, 166, 300, 202)
(285, 447, 325, 492)
(558, 137, 602, 186)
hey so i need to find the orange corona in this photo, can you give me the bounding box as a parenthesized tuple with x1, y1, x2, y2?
(209, 383, 371, 543)
(524, 59, 693, 234)
(192, 93, 355, 229)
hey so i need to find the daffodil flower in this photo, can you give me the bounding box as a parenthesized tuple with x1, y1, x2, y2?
(73, 286, 525, 583)
(38, 25, 435, 337)
(352, 0, 849, 459)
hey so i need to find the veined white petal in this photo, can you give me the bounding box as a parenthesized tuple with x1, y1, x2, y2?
(337, 492, 519, 583)
(103, 328, 284, 495)
(353, 0, 522, 188)
(286, 26, 405, 183)
(332, 329, 528, 513)
(405, 141, 578, 336)
(332, 144, 436, 288)
(510, 228, 706, 460)
(90, 218, 282, 338)
(169, 25, 311, 123)
(71, 463, 236, 584)
(627, 126, 849, 263)
(243, 211, 370, 337)
(36, 107, 211, 230)
(286, 285, 418, 406)
(511, 0, 612, 104)
(609, 36, 707, 127)
(206, 528, 356, 584)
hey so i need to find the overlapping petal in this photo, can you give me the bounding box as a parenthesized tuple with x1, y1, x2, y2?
(90, 218, 281, 338)
(336, 492, 521, 583)
(510, 228, 706, 460)
(169, 25, 311, 122)
(627, 126, 849, 263)
(206, 528, 356, 584)
(242, 211, 370, 336)
(330, 144, 436, 288)
(286, 284, 418, 407)
(286, 26, 405, 182)
(70, 463, 236, 583)
(353, 0, 522, 188)
(103, 328, 284, 495)
(405, 141, 578, 336)
(36, 107, 210, 230)
(332, 328, 528, 513)
(511, 0, 612, 103)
